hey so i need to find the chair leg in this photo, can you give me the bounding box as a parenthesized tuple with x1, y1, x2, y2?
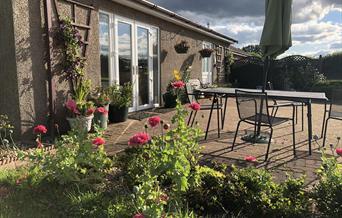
(295, 105, 298, 124)
(231, 120, 242, 151)
(321, 102, 328, 138)
(265, 127, 273, 161)
(187, 111, 193, 126)
(322, 118, 330, 148)
(292, 106, 296, 156)
(301, 103, 304, 131)
(191, 111, 198, 127)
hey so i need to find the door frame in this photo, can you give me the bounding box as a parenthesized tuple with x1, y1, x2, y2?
(113, 15, 157, 112)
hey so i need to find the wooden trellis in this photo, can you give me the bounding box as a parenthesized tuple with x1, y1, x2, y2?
(54, 0, 94, 57)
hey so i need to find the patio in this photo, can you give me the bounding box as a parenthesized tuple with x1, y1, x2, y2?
(104, 99, 342, 186)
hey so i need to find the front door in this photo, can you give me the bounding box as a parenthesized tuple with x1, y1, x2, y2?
(116, 19, 154, 112)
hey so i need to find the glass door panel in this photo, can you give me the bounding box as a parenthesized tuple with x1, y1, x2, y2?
(117, 22, 133, 86)
(137, 26, 150, 107)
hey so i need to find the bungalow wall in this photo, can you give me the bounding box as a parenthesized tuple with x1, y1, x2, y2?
(0, 0, 232, 140)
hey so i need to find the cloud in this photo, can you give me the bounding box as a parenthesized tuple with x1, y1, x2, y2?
(149, 0, 341, 56)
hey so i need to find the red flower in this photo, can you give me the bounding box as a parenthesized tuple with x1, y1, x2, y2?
(86, 108, 95, 116)
(33, 125, 47, 135)
(96, 107, 108, 114)
(128, 132, 150, 146)
(65, 99, 79, 114)
(171, 81, 185, 89)
(92, 137, 106, 146)
(336, 148, 342, 157)
(133, 213, 144, 218)
(244, 155, 257, 162)
(148, 116, 161, 127)
(189, 102, 201, 111)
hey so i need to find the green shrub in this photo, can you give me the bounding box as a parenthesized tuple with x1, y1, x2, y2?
(21, 128, 112, 186)
(311, 80, 342, 99)
(313, 155, 342, 217)
(186, 165, 310, 217)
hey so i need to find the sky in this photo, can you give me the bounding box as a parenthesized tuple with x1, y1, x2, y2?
(149, 0, 342, 57)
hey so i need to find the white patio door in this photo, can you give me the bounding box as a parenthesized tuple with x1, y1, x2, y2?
(115, 18, 153, 112)
(202, 42, 213, 84)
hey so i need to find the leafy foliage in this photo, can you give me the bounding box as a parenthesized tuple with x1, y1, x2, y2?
(21, 128, 112, 186)
(313, 155, 342, 217)
(107, 82, 133, 108)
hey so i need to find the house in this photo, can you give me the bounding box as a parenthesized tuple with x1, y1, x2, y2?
(0, 0, 238, 139)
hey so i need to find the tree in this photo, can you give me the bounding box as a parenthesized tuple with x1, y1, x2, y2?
(242, 45, 262, 58)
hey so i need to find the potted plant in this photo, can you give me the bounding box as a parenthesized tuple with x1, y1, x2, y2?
(65, 79, 95, 132)
(107, 83, 132, 123)
(199, 48, 214, 58)
(174, 40, 190, 54)
(163, 67, 192, 107)
(91, 88, 111, 129)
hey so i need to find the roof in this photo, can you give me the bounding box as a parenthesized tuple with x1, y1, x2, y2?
(110, 0, 238, 44)
(229, 46, 250, 57)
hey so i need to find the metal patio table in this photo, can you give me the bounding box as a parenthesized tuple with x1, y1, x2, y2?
(195, 87, 328, 155)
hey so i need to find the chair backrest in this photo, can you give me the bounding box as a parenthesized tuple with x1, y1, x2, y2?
(330, 89, 342, 119)
(235, 89, 270, 123)
(185, 79, 202, 103)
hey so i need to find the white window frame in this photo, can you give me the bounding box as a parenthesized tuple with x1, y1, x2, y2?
(99, 11, 160, 111)
(202, 41, 213, 84)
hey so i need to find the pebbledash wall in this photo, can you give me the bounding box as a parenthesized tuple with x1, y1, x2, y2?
(0, 0, 237, 140)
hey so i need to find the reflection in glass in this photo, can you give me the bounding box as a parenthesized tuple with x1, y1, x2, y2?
(99, 13, 109, 87)
(118, 22, 132, 86)
(151, 27, 159, 104)
(137, 27, 149, 106)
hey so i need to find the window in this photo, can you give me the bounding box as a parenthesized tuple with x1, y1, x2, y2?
(151, 27, 160, 105)
(99, 13, 110, 87)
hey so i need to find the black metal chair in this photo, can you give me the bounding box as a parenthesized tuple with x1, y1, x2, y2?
(185, 79, 223, 127)
(322, 89, 342, 147)
(267, 82, 305, 131)
(231, 89, 296, 161)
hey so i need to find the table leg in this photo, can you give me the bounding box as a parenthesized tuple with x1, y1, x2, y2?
(216, 95, 220, 138)
(205, 93, 216, 140)
(307, 100, 312, 155)
(222, 96, 228, 129)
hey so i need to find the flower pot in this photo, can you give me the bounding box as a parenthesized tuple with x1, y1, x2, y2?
(94, 104, 109, 129)
(199, 49, 213, 58)
(174, 41, 190, 54)
(163, 92, 177, 108)
(108, 105, 128, 123)
(67, 114, 94, 132)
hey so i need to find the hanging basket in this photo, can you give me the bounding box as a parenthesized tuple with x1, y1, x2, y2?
(199, 48, 214, 58)
(174, 40, 190, 54)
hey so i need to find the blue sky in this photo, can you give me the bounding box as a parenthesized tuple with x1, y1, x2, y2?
(150, 0, 342, 57)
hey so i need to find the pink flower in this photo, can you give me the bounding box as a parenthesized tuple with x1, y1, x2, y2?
(244, 155, 257, 162)
(148, 116, 161, 127)
(96, 107, 108, 114)
(336, 148, 342, 157)
(65, 99, 80, 114)
(33, 125, 47, 135)
(86, 108, 95, 116)
(92, 137, 106, 146)
(128, 132, 150, 146)
(189, 102, 201, 111)
(133, 213, 144, 218)
(171, 81, 185, 89)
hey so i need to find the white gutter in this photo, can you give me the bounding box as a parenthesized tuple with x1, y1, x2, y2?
(110, 0, 237, 44)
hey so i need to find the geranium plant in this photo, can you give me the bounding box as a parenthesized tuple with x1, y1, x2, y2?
(199, 48, 214, 58)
